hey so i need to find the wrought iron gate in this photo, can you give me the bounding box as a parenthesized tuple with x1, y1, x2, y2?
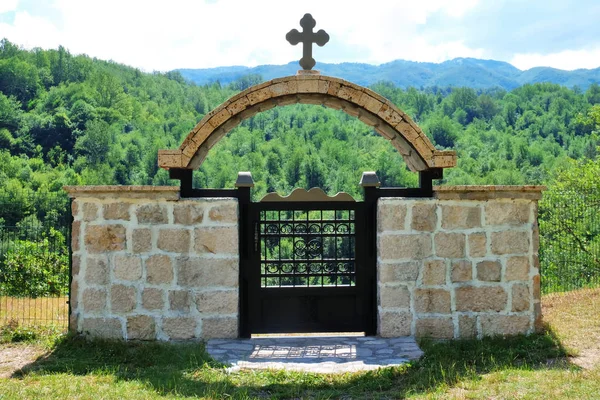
(242, 189, 375, 335)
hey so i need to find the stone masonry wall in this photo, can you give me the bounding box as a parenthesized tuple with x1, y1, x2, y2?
(68, 187, 239, 340)
(377, 191, 542, 339)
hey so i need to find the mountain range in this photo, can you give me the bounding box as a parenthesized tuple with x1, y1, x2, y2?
(177, 58, 600, 90)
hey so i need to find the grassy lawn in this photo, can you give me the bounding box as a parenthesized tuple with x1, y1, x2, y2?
(0, 289, 598, 399)
(0, 296, 68, 329)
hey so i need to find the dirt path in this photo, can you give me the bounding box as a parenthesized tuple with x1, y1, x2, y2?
(0, 344, 45, 378)
(570, 349, 600, 370)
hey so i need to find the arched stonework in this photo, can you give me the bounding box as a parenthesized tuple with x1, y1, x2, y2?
(158, 75, 456, 172)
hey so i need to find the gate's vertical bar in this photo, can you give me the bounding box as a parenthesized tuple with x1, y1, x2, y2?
(236, 172, 254, 338)
(360, 172, 380, 336)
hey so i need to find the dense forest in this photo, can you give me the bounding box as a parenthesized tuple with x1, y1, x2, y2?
(0, 39, 599, 295)
(1, 38, 600, 215)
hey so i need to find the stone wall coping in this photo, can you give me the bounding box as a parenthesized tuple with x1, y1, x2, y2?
(433, 185, 546, 200)
(434, 185, 546, 192)
(63, 185, 181, 200)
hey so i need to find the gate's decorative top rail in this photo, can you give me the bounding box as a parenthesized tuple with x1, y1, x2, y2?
(157, 74, 456, 173)
(260, 188, 355, 202)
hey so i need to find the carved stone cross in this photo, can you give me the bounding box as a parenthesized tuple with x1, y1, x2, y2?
(286, 13, 329, 71)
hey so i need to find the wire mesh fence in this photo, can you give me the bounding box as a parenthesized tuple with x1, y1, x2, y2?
(0, 190, 71, 330)
(539, 189, 600, 294)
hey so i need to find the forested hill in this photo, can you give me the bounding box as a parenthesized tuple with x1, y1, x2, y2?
(177, 58, 600, 90)
(0, 37, 600, 226)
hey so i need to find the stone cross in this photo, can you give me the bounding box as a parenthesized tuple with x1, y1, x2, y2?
(286, 13, 329, 71)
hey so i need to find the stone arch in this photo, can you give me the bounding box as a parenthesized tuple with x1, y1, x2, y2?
(158, 75, 456, 172)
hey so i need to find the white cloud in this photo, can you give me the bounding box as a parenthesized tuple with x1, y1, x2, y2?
(0, 0, 19, 14)
(511, 47, 600, 71)
(0, 10, 62, 49)
(5, 0, 597, 72)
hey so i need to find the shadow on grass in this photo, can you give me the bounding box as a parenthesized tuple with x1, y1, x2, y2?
(13, 327, 575, 399)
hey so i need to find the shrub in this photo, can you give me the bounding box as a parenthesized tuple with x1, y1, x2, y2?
(0, 228, 69, 297)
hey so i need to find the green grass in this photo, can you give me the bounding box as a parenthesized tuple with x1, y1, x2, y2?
(0, 290, 599, 399)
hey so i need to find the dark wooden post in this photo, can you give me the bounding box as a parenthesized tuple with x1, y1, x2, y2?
(169, 168, 193, 197)
(235, 172, 254, 338)
(360, 171, 380, 336)
(418, 168, 443, 197)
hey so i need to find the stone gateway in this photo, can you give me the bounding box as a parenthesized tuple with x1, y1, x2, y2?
(65, 17, 543, 340)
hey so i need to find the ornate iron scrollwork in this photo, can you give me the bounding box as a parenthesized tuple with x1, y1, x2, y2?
(259, 208, 356, 288)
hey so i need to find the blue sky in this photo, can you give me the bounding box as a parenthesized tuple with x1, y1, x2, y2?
(0, 0, 599, 72)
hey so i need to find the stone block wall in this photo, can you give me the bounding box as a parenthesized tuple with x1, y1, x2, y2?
(67, 186, 239, 340)
(377, 187, 543, 339)
(67, 185, 542, 341)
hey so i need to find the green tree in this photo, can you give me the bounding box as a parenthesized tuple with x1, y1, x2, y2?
(74, 120, 112, 165)
(539, 159, 600, 292)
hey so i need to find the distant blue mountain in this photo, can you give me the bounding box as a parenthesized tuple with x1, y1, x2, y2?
(176, 58, 600, 90)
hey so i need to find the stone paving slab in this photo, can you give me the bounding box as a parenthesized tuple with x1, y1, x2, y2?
(206, 336, 423, 373)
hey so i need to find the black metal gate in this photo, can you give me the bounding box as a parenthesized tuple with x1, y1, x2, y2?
(242, 191, 375, 335)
